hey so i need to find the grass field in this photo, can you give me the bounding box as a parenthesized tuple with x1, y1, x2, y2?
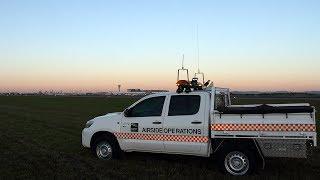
(0, 96, 319, 179)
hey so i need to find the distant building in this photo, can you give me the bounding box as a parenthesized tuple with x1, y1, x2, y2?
(127, 89, 143, 92)
(144, 90, 169, 93)
(126, 89, 169, 95)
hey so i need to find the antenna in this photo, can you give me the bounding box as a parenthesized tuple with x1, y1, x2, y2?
(196, 25, 200, 73)
(194, 25, 205, 84)
(177, 54, 189, 82)
(182, 54, 185, 69)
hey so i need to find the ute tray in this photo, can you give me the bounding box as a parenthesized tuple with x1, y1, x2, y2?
(218, 104, 313, 114)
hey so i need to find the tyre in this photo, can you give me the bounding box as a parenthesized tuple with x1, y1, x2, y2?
(92, 135, 119, 160)
(218, 148, 256, 176)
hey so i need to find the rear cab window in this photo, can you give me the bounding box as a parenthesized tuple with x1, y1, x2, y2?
(168, 95, 201, 116)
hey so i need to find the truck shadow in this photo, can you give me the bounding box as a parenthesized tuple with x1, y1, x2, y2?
(122, 151, 216, 168)
(120, 151, 319, 177)
(123, 151, 213, 164)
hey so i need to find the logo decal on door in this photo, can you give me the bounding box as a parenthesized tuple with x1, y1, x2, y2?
(131, 123, 139, 132)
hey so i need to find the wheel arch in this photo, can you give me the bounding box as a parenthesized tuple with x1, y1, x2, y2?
(90, 131, 120, 150)
(212, 138, 265, 169)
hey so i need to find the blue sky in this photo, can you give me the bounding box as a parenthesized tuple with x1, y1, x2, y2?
(0, 0, 319, 92)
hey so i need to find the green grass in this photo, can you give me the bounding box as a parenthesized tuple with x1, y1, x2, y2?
(0, 96, 319, 179)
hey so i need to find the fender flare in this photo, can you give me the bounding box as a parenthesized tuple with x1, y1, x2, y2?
(212, 138, 265, 169)
(90, 131, 121, 150)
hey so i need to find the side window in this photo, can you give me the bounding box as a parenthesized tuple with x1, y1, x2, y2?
(168, 95, 200, 116)
(130, 96, 165, 117)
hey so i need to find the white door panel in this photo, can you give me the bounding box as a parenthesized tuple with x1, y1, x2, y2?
(120, 116, 164, 151)
(163, 94, 207, 155)
(120, 95, 167, 152)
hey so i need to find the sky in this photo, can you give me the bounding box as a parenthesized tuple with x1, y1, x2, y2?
(0, 0, 319, 92)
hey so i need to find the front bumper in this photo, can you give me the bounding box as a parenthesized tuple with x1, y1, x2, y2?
(82, 128, 93, 148)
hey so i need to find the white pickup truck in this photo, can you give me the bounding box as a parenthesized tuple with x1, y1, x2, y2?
(82, 86, 317, 176)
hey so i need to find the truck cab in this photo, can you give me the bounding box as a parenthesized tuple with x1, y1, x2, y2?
(119, 91, 210, 156)
(82, 91, 211, 155)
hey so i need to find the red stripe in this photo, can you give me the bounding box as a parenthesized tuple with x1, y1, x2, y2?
(114, 132, 209, 143)
(211, 124, 316, 132)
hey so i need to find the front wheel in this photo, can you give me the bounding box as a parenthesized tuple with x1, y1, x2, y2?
(218, 149, 256, 176)
(95, 141, 113, 160)
(92, 136, 119, 160)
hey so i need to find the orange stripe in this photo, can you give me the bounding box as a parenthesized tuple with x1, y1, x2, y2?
(211, 124, 316, 132)
(114, 133, 209, 143)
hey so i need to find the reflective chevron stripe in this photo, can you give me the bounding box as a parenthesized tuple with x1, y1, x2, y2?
(114, 132, 209, 143)
(211, 124, 316, 132)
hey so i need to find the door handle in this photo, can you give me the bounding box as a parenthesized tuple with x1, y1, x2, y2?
(152, 121, 162, 124)
(191, 121, 202, 124)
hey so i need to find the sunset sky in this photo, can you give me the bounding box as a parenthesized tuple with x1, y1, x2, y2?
(1, 0, 319, 92)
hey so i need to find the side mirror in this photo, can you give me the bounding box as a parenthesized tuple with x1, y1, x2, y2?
(124, 108, 131, 117)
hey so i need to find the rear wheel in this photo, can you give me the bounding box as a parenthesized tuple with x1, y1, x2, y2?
(218, 148, 256, 176)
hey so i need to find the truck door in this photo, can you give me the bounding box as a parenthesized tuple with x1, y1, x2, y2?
(120, 95, 166, 152)
(163, 94, 208, 155)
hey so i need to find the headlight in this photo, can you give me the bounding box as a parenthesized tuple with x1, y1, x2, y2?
(85, 121, 94, 128)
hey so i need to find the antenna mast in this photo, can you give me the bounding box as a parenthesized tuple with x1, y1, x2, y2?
(196, 25, 200, 73)
(194, 25, 205, 84)
(182, 54, 185, 69)
(177, 54, 189, 82)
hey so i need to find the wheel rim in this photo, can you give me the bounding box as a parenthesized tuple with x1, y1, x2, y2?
(96, 141, 113, 160)
(224, 151, 249, 176)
